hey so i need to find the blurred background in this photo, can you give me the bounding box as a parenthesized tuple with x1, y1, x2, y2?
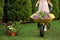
(0, 0, 60, 23)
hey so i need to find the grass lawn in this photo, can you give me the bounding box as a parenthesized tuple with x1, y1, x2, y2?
(0, 20, 60, 40)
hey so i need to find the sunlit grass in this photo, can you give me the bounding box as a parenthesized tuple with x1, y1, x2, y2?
(0, 20, 60, 40)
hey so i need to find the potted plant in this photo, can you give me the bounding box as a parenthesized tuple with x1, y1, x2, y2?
(6, 25, 17, 36)
(6, 21, 20, 36)
(12, 21, 20, 35)
(10, 27, 17, 36)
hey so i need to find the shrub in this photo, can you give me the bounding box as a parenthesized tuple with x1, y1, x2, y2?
(0, 0, 4, 20)
(51, 0, 59, 19)
(6, 0, 32, 21)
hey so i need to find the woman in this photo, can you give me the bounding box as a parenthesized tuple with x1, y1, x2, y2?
(35, 0, 53, 37)
(36, 0, 53, 10)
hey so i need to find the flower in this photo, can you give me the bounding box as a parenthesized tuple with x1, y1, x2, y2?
(7, 25, 17, 33)
(39, 11, 50, 19)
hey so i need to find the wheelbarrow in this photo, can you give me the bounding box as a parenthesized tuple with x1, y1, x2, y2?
(30, 13, 55, 37)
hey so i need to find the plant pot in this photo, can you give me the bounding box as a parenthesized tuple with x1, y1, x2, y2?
(6, 30, 11, 36)
(0, 20, 2, 24)
(11, 32, 16, 36)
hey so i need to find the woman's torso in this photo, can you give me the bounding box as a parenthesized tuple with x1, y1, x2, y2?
(39, 0, 50, 13)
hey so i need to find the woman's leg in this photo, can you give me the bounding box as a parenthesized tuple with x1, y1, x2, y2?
(44, 23, 50, 30)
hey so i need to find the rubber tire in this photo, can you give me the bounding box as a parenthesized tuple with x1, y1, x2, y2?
(40, 24, 44, 37)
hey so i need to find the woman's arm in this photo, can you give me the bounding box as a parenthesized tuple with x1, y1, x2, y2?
(48, 0, 53, 6)
(35, 1, 39, 7)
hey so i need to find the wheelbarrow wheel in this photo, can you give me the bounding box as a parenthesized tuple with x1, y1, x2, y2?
(40, 24, 44, 37)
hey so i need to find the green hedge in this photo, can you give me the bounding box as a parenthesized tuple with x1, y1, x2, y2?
(6, 0, 32, 21)
(19, 0, 32, 21)
(31, 0, 37, 14)
(3, 0, 60, 21)
(51, 0, 59, 19)
(0, 0, 4, 20)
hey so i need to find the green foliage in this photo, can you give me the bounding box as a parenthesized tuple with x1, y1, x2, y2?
(0, 0, 4, 20)
(19, 0, 32, 21)
(31, 0, 37, 13)
(50, 0, 59, 19)
(3, 0, 60, 21)
(0, 0, 4, 7)
(58, 0, 60, 19)
(6, 0, 17, 21)
(13, 21, 20, 33)
(6, 0, 32, 21)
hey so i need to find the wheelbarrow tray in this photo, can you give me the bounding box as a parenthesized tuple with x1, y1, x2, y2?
(30, 14, 55, 23)
(33, 18, 53, 23)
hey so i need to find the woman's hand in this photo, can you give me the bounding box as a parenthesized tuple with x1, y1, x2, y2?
(35, 1, 39, 7)
(49, 3, 53, 7)
(48, 0, 53, 7)
(48, 2, 53, 7)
